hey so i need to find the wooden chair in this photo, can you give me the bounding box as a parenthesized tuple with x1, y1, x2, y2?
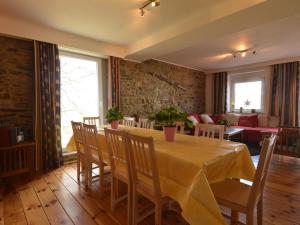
(194, 123, 224, 140)
(71, 121, 88, 188)
(137, 118, 154, 129)
(82, 124, 108, 196)
(104, 128, 132, 225)
(275, 126, 300, 158)
(210, 135, 277, 225)
(123, 116, 136, 127)
(175, 121, 184, 134)
(126, 133, 168, 225)
(83, 116, 101, 127)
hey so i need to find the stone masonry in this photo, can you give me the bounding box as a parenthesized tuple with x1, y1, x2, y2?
(120, 59, 205, 117)
(0, 35, 34, 129)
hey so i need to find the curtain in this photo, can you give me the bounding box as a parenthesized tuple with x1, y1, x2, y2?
(34, 41, 63, 171)
(212, 72, 228, 114)
(108, 56, 121, 108)
(269, 61, 300, 126)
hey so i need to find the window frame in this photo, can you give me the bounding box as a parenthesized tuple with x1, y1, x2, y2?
(59, 50, 104, 153)
(59, 50, 104, 125)
(228, 70, 267, 113)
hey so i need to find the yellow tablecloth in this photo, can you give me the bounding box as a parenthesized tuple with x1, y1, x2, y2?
(67, 126, 255, 225)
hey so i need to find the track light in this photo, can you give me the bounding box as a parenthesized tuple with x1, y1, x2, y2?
(140, 0, 160, 16)
(231, 48, 257, 59)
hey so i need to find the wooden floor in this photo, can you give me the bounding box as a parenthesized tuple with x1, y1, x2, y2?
(1, 154, 300, 225)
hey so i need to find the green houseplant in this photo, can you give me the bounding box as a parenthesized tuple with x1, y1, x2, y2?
(149, 107, 192, 141)
(106, 107, 124, 129)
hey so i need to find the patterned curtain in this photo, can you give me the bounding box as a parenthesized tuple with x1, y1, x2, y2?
(34, 41, 63, 171)
(108, 56, 121, 108)
(269, 61, 300, 126)
(212, 72, 228, 114)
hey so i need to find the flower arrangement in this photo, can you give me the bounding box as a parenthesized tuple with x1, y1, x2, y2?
(149, 106, 192, 128)
(106, 107, 124, 129)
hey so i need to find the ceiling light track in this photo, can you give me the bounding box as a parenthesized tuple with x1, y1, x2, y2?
(231, 48, 257, 59)
(139, 0, 160, 17)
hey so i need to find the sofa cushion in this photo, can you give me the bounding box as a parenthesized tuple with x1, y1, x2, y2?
(211, 114, 223, 124)
(188, 115, 199, 126)
(200, 114, 215, 124)
(238, 115, 258, 127)
(189, 113, 202, 123)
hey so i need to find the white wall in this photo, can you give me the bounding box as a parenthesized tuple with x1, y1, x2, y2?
(0, 13, 126, 58)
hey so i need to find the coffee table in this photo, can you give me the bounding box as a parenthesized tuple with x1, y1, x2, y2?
(224, 127, 244, 140)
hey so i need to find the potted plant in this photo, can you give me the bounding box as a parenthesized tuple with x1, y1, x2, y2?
(149, 107, 192, 142)
(106, 107, 124, 129)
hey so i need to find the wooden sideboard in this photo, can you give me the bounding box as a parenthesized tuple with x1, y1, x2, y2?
(0, 141, 36, 178)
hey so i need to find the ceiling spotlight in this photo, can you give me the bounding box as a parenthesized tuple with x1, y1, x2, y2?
(241, 52, 247, 57)
(140, 8, 145, 16)
(151, 0, 160, 7)
(140, 0, 160, 16)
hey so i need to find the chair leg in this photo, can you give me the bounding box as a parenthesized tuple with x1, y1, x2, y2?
(155, 203, 162, 225)
(257, 197, 263, 225)
(88, 161, 92, 189)
(111, 177, 116, 211)
(127, 183, 133, 225)
(77, 154, 80, 182)
(99, 164, 104, 198)
(246, 210, 254, 225)
(231, 210, 239, 225)
(81, 158, 89, 190)
(132, 188, 138, 225)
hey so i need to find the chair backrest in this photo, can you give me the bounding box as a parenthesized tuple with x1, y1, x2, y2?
(249, 135, 277, 207)
(194, 123, 224, 140)
(123, 117, 136, 127)
(104, 128, 131, 177)
(275, 126, 300, 158)
(176, 121, 185, 134)
(83, 116, 101, 127)
(71, 121, 85, 154)
(126, 133, 161, 199)
(138, 118, 154, 129)
(82, 123, 103, 163)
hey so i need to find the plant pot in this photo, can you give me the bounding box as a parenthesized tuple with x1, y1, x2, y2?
(110, 120, 119, 129)
(163, 126, 176, 142)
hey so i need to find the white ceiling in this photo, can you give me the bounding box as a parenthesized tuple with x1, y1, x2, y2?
(0, 0, 300, 71)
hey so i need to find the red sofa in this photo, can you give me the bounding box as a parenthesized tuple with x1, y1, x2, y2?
(188, 113, 278, 143)
(230, 115, 278, 143)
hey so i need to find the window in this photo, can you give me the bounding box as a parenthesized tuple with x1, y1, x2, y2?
(60, 51, 104, 153)
(228, 70, 267, 112)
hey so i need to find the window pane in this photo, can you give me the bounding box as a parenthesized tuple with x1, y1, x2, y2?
(234, 81, 262, 110)
(60, 55, 99, 151)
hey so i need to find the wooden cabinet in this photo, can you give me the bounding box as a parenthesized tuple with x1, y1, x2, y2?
(0, 141, 36, 178)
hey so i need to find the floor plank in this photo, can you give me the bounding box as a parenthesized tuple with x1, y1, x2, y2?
(43, 172, 98, 225)
(31, 177, 74, 225)
(17, 183, 50, 225)
(3, 187, 27, 225)
(0, 188, 4, 225)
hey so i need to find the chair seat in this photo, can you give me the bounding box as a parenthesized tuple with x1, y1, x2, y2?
(136, 173, 167, 201)
(210, 179, 252, 212)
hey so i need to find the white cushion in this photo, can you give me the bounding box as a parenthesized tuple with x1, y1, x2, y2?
(188, 115, 199, 126)
(200, 114, 214, 124)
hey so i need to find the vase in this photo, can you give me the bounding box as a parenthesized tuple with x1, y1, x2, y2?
(111, 120, 119, 129)
(163, 126, 176, 142)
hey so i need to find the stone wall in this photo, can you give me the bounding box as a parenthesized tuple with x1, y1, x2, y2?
(120, 59, 205, 117)
(0, 36, 34, 129)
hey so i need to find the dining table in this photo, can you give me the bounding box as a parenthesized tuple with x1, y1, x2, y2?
(66, 126, 256, 225)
